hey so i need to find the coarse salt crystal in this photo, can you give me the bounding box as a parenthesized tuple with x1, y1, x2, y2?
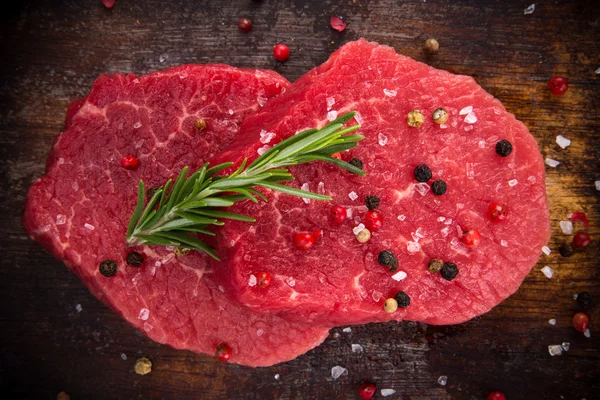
(444, 218, 453, 225)
(584, 329, 591, 338)
(542, 246, 551, 255)
(415, 227, 425, 238)
(371, 290, 382, 302)
(466, 163, 475, 179)
(274, 374, 280, 380)
(327, 110, 338, 121)
(378, 132, 388, 146)
(326, 96, 336, 110)
(545, 158, 560, 168)
(459, 106, 472, 115)
(573, 293, 579, 300)
(351, 344, 363, 353)
(218, 285, 225, 293)
(407, 241, 421, 254)
(133, 122, 142, 129)
(349, 191, 358, 201)
(560, 220, 574, 235)
(162, 253, 175, 264)
(75, 304, 82, 313)
(354, 112, 364, 125)
(150, 266, 156, 276)
(56, 214, 66, 225)
(257, 145, 271, 155)
(508, 179, 518, 187)
(138, 308, 150, 321)
(556, 135, 571, 149)
(561, 342, 571, 351)
(154, 261, 162, 268)
(596, 67, 600, 75)
(549, 319, 556, 325)
(260, 130, 276, 144)
(548, 344, 563, 356)
(414, 182, 430, 196)
(248, 274, 257, 286)
(464, 125, 473, 131)
(353, 223, 365, 235)
(331, 365, 347, 380)
(501, 240, 508, 247)
(301, 183, 310, 204)
(438, 376, 448, 386)
(159, 53, 168, 62)
(450, 237, 460, 247)
(286, 276, 296, 287)
(440, 227, 451, 237)
(121, 353, 127, 360)
(381, 389, 396, 397)
(342, 327, 352, 333)
(383, 88, 397, 97)
(228, 109, 234, 115)
(439, 123, 448, 129)
(397, 214, 406, 221)
(391, 271, 407, 281)
(541, 266, 554, 279)
(464, 111, 478, 124)
(595, 180, 600, 191)
(524, 4, 536, 15)
(437, 216, 446, 222)
(478, 140, 486, 148)
(346, 208, 353, 218)
(256, 329, 264, 337)
(257, 96, 268, 107)
(528, 175, 537, 184)
(84, 223, 95, 230)
(317, 181, 325, 194)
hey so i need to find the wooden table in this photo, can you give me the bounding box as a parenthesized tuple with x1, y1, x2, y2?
(1, 0, 598, 398)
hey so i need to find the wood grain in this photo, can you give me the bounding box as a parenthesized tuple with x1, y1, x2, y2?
(1, 0, 599, 398)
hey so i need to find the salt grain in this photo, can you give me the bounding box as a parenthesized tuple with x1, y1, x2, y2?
(133, 122, 142, 129)
(75, 304, 82, 313)
(556, 135, 571, 149)
(397, 214, 406, 221)
(343, 327, 352, 333)
(351, 344, 363, 353)
(257, 96, 267, 107)
(331, 365, 347, 380)
(371, 290, 382, 302)
(391, 271, 407, 281)
(440, 226, 451, 237)
(274, 374, 280, 380)
(349, 191, 358, 201)
(437, 216, 446, 222)
(450, 237, 460, 247)
(508, 179, 518, 187)
(595, 180, 600, 191)
(381, 389, 396, 397)
(549, 319, 556, 325)
(257, 145, 271, 155)
(561, 342, 571, 351)
(414, 182, 430, 196)
(440, 123, 448, 129)
(326, 96, 336, 110)
(121, 353, 127, 360)
(159, 53, 168, 62)
(354, 112, 364, 125)
(378, 132, 388, 146)
(464, 111, 478, 124)
(286, 276, 296, 287)
(438, 375, 448, 386)
(560, 220, 574, 235)
(584, 329, 591, 338)
(256, 329, 264, 337)
(524, 4, 536, 15)
(528, 175, 537, 184)
(259, 130, 276, 144)
(383, 88, 397, 97)
(501, 240, 508, 247)
(459, 106, 473, 115)
(248, 274, 257, 287)
(444, 218, 453, 225)
(228, 109, 234, 115)
(545, 158, 560, 168)
(596, 67, 600, 75)
(407, 241, 421, 254)
(218, 285, 225, 293)
(542, 246, 551, 255)
(301, 183, 311, 204)
(548, 344, 563, 356)
(138, 308, 150, 321)
(56, 214, 66, 225)
(466, 163, 475, 179)
(478, 140, 486, 148)
(541, 266, 554, 279)
(154, 261, 162, 268)
(84, 223, 95, 230)
(353, 223, 366, 235)
(327, 110, 338, 121)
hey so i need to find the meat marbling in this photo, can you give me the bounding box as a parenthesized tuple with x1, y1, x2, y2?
(23, 65, 330, 367)
(211, 39, 551, 326)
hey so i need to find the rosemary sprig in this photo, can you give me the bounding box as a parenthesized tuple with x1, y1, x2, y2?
(126, 111, 364, 260)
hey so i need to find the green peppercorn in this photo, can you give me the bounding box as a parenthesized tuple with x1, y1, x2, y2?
(365, 195, 381, 210)
(394, 291, 411, 308)
(495, 140, 513, 157)
(384, 298, 398, 313)
(349, 158, 364, 170)
(558, 242, 574, 257)
(432, 107, 448, 124)
(407, 110, 425, 128)
(440, 262, 458, 281)
(174, 247, 191, 256)
(414, 164, 432, 182)
(378, 250, 398, 272)
(126, 251, 144, 267)
(431, 179, 447, 195)
(577, 291, 592, 309)
(99, 259, 118, 277)
(428, 259, 443, 273)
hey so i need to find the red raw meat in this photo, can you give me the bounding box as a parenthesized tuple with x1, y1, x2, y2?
(23, 65, 330, 366)
(211, 39, 551, 325)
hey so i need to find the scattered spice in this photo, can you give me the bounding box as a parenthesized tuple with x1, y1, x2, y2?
(126, 251, 144, 267)
(147, 186, 160, 199)
(355, 228, 371, 243)
(330, 205, 347, 223)
(487, 392, 506, 400)
(548, 76, 568, 96)
(359, 383, 376, 400)
(134, 357, 152, 375)
(378, 250, 398, 271)
(330, 16, 347, 32)
(120, 154, 139, 170)
(432, 107, 448, 124)
(349, 158, 364, 170)
(440, 262, 458, 281)
(577, 291, 592, 309)
(56, 392, 71, 400)
(431, 179, 447, 195)
(215, 343, 232, 361)
(365, 210, 382, 231)
(273, 44, 290, 62)
(238, 18, 252, 32)
(174, 247, 190, 256)
(394, 291, 411, 308)
(424, 38, 440, 53)
(572, 312, 590, 332)
(428, 259, 443, 273)
(495, 140, 513, 157)
(257, 272, 272, 288)
(99, 259, 118, 277)
(558, 242, 575, 257)
(193, 118, 207, 131)
(101, 0, 116, 9)
(293, 232, 316, 250)
(407, 110, 425, 128)
(572, 231, 591, 248)
(383, 298, 398, 313)
(488, 202, 508, 223)
(365, 195, 381, 210)
(462, 228, 481, 247)
(414, 164, 432, 182)
(570, 211, 590, 228)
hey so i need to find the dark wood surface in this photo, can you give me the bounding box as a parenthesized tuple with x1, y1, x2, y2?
(1, 0, 599, 398)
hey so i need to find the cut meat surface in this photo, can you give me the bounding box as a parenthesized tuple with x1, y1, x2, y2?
(23, 65, 330, 367)
(211, 40, 551, 326)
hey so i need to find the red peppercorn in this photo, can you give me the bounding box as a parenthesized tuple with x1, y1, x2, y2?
(572, 312, 590, 333)
(238, 18, 252, 32)
(293, 232, 315, 251)
(120, 155, 139, 170)
(488, 202, 508, 223)
(256, 272, 272, 288)
(462, 228, 481, 247)
(215, 343, 232, 361)
(548, 76, 568, 96)
(358, 383, 376, 400)
(572, 231, 591, 248)
(330, 16, 347, 32)
(101, 0, 116, 9)
(331, 152, 342, 160)
(487, 392, 506, 400)
(273, 44, 290, 62)
(331, 205, 347, 223)
(365, 210, 382, 232)
(570, 211, 590, 228)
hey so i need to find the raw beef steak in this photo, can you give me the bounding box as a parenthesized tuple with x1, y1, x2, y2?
(211, 40, 551, 325)
(24, 65, 330, 367)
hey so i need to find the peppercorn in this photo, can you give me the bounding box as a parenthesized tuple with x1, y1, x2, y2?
(414, 164, 432, 182)
(126, 251, 144, 267)
(383, 298, 398, 313)
(378, 250, 398, 272)
(238, 18, 252, 32)
(393, 291, 410, 308)
(495, 140, 513, 157)
(432, 108, 448, 124)
(134, 357, 152, 375)
(559, 242, 575, 257)
(193, 118, 207, 131)
(174, 247, 191, 256)
(424, 38, 440, 53)
(355, 228, 371, 243)
(407, 110, 425, 128)
(365, 195, 381, 210)
(99, 259, 118, 277)
(431, 179, 447, 195)
(428, 259, 443, 273)
(577, 291, 592, 309)
(440, 262, 459, 281)
(349, 158, 364, 170)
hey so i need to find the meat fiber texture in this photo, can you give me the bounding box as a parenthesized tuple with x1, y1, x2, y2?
(23, 65, 330, 367)
(211, 39, 551, 326)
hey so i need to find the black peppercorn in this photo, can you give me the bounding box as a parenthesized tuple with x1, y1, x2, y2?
(577, 291, 592, 309)
(349, 158, 364, 170)
(440, 262, 459, 281)
(378, 250, 398, 272)
(394, 291, 411, 308)
(99, 259, 118, 277)
(428, 259, 443, 273)
(431, 180, 447, 195)
(495, 140, 513, 157)
(126, 251, 144, 267)
(365, 195, 381, 210)
(414, 164, 432, 182)
(558, 242, 574, 257)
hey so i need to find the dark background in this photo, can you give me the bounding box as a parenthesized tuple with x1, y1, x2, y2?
(1, 0, 599, 399)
